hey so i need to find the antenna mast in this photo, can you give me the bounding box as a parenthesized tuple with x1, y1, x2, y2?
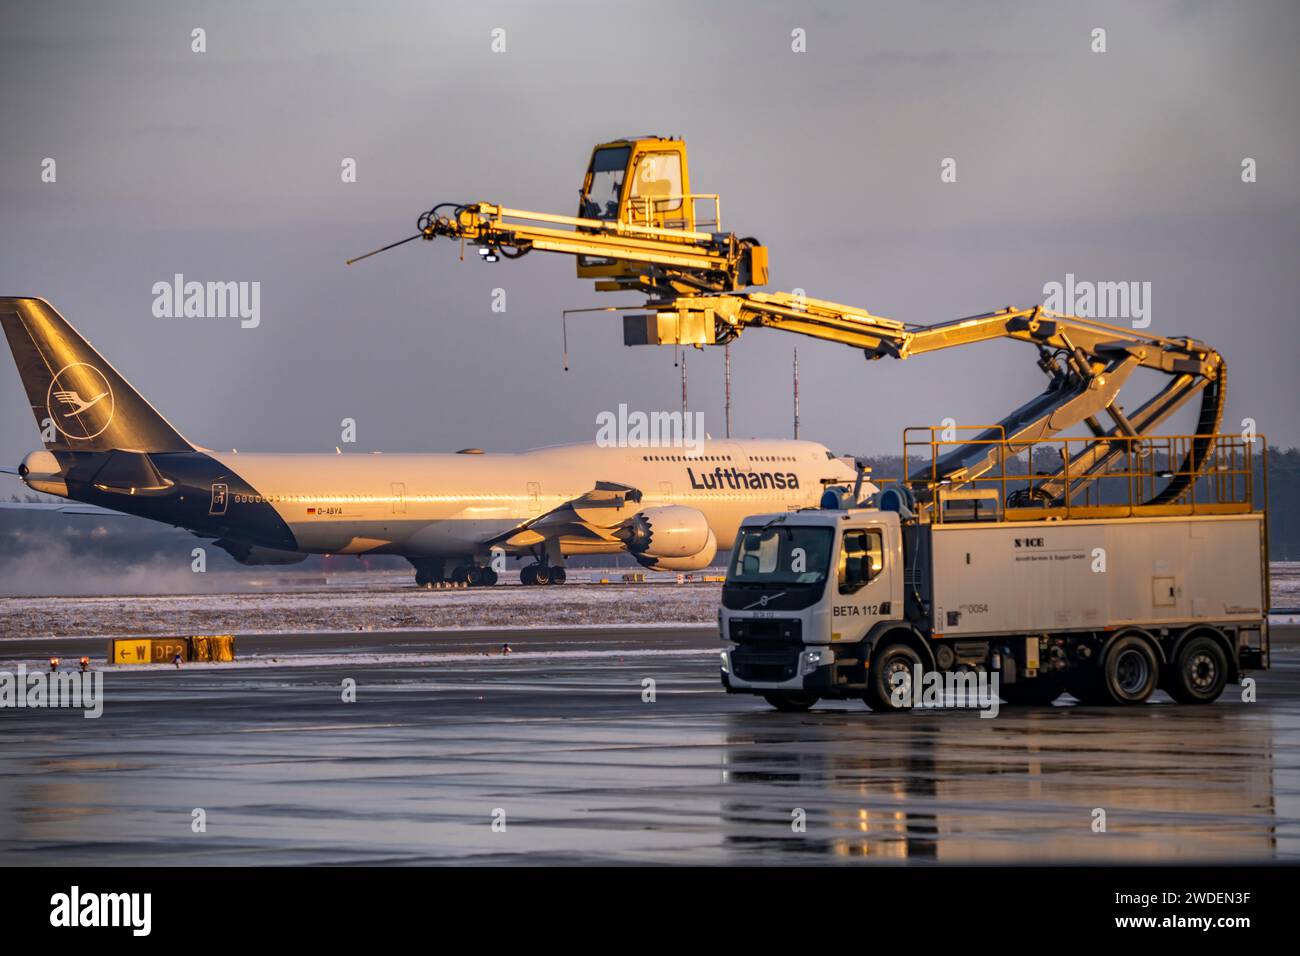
(724, 342, 732, 438)
(793, 347, 800, 440)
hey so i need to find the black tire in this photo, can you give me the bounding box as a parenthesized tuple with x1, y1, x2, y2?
(451, 565, 469, 584)
(533, 565, 552, 586)
(1000, 677, 1063, 706)
(762, 692, 818, 713)
(414, 569, 430, 587)
(1166, 634, 1229, 705)
(478, 567, 499, 587)
(466, 567, 483, 587)
(1099, 633, 1160, 705)
(864, 640, 923, 713)
(550, 566, 567, 585)
(520, 565, 536, 586)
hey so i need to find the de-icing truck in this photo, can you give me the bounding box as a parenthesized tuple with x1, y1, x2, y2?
(356, 136, 1271, 712)
(719, 431, 1270, 712)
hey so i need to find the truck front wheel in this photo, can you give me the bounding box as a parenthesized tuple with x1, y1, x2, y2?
(864, 641, 923, 713)
(1166, 635, 1228, 704)
(1099, 633, 1160, 705)
(762, 692, 819, 712)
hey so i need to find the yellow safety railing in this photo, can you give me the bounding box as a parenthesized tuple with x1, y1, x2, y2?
(899, 429, 1265, 523)
(624, 193, 723, 231)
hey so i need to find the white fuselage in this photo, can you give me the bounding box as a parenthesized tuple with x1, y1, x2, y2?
(203, 439, 858, 559)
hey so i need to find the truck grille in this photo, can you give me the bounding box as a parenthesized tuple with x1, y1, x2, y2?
(729, 618, 802, 643)
(729, 618, 802, 683)
(731, 646, 800, 683)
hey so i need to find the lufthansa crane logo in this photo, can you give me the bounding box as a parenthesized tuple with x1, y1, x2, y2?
(45, 363, 114, 440)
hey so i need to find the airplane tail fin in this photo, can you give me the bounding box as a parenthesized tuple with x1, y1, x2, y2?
(0, 297, 192, 453)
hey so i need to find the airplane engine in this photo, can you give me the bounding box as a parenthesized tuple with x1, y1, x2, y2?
(18, 449, 69, 496)
(617, 504, 711, 558)
(632, 529, 717, 571)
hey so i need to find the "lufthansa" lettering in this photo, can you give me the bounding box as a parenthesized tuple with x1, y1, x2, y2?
(687, 467, 799, 491)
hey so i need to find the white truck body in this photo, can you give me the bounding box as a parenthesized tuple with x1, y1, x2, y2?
(928, 513, 1267, 637)
(719, 506, 1270, 710)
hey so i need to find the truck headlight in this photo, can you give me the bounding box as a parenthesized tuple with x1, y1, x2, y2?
(720, 650, 731, 674)
(800, 648, 832, 676)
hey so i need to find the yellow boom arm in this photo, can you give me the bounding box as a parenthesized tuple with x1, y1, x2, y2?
(351, 135, 1226, 506)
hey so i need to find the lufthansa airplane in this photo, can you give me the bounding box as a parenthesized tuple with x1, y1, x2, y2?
(0, 297, 863, 586)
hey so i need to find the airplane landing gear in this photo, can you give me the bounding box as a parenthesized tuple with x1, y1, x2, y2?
(451, 562, 499, 587)
(520, 562, 565, 586)
(467, 566, 499, 587)
(410, 558, 445, 588)
(410, 558, 499, 588)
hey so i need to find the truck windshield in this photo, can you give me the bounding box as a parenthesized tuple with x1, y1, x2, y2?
(580, 146, 630, 220)
(728, 526, 834, 586)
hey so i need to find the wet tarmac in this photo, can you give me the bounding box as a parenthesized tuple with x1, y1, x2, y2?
(1, 626, 1297, 865)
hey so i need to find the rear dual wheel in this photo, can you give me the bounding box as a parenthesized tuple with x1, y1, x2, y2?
(1165, 634, 1228, 704)
(1070, 633, 1160, 705)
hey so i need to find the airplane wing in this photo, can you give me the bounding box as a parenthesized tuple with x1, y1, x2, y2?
(0, 466, 20, 476)
(484, 480, 644, 549)
(0, 500, 130, 517)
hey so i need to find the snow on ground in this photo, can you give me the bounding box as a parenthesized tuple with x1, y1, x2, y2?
(89, 646, 713, 673)
(2, 564, 1296, 640)
(1271, 562, 1300, 608)
(0, 580, 722, 639)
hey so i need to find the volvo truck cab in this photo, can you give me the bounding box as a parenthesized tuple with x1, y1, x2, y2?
(720, 508, 906, 712)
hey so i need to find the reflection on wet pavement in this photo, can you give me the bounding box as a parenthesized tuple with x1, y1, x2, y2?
(720, 703, 1290, 861)
(0, 630, 1296, 864)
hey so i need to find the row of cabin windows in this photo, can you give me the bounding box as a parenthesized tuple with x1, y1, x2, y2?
(636, 454, 797, 463)
(640, 454, 732, 462)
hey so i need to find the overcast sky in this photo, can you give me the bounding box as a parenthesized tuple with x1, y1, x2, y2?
(1, 0, 1296, 478)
